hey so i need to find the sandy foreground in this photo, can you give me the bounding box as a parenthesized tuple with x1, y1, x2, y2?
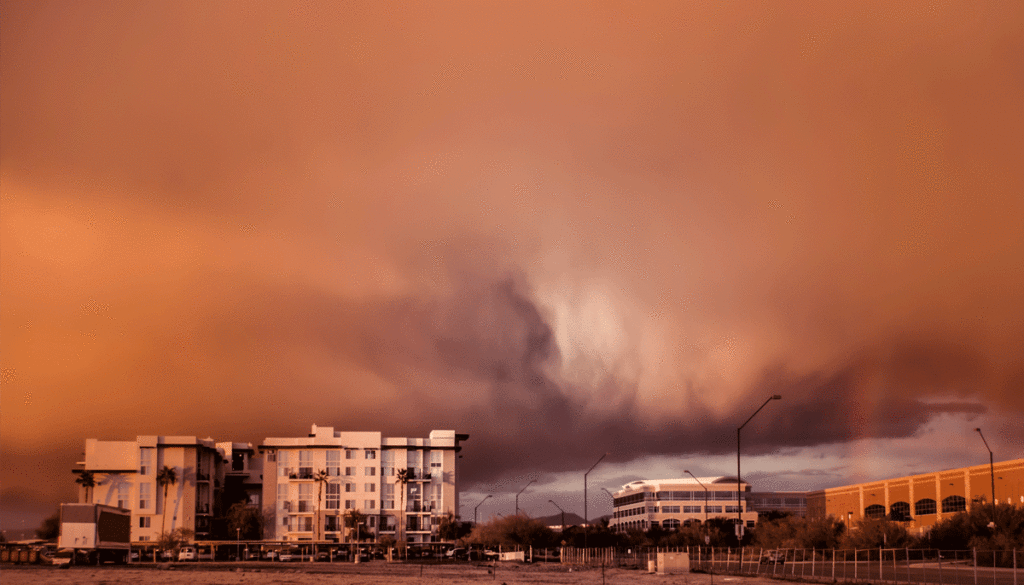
(1, 562, 785, 585)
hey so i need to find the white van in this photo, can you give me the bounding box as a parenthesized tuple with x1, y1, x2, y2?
(178, 546, 196, 561)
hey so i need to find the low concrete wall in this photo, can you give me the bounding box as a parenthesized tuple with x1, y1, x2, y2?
(657, 551, 690, 575)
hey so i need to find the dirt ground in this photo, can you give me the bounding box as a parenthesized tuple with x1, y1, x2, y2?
(1, 562, 784, 585)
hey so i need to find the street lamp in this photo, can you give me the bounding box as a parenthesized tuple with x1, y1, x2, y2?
(684, 470, 709, 529)
(236, 527, 241, 561)
(474, 495, 491, 525)
(584, 453, 608, 547)
(737, 395, 781, 540)
(975, 428, 996, 513)
(584, 453, 608, 529)
(516, 480, 536, 516)
(548, 500, 565, 530)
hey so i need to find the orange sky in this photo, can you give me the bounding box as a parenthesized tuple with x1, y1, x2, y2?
(2, 0, 1023, 529)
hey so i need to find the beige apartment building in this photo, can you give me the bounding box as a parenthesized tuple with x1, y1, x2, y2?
(74, 436, 258, 542)
(259, 425, 468, 543)
(610, 476, 759, 533)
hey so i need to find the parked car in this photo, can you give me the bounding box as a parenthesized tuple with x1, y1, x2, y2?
(760, 550, 785, 565)
(263, 550, 279, 561)
(178, 547, 196, 561)
(446, 548, 466, 560)
(278, 550, 297, 562)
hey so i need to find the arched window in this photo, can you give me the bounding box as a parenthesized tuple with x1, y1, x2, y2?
(864, 504, 886, 519)
(662, 519, 681, 530)
(889, 501, 911, 521)
(915, 498, 936, 515)
(942, 495, 966, 513)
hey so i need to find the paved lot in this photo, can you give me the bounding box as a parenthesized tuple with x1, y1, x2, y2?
(0, 562, 781, 585)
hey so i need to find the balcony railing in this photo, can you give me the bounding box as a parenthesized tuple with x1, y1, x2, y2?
(289, 500, 315, 513)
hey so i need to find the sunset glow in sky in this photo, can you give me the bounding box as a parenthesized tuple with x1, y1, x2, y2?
(2, 1, 1023, 530)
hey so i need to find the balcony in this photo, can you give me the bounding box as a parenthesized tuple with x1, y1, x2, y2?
(291, 500, 315, 513)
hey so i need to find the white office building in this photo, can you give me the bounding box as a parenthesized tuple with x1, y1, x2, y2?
(610, 476, 758, 532)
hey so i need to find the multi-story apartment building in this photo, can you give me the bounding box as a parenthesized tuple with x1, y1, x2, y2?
(260, 425, 467, 544)
(610, 476, 758, 532)
(74, 436, 231, 542)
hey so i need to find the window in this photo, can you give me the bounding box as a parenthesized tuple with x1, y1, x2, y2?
(298, 484, 313, 512)
(429, 450, 442, 478)
(140, 448, 153, 475)
(367, 516, 376, 528)
(365, 467, 376, 476)
(662, 519, 680, 530)
(365, 483, 376, 492)
(865, 504, 886, 518)
(346, 449, 356, 460)
(298, 451, 313, 479)
(365, 449, 376, 460)
(345, 483, 355, 493)
(279, 451, 290, 477)
(365, 500, 376, 510)
(327, 451, 341, 477)
(381, 450, 395, 477)
(726, 506, 742, 513)
(117, 484, 130, 508)
(282, 516, 291, 529)
(139, 516, 151, 528)
(890, 501, 911, 521)
(266, 451, 276, 462)
(942, 495, 966, 513)
(139, 536, 150, 542)
(683, 506, 701, 513)
(706, 506, 723, 513)
(345, 499, 355, 509)
(345, 467, 355, 476)
(915, 498, 937, 515)
(139, 483, 152, 509)
(326, 483, 340, 510)
(325, 516, 340, 532)
(278, 484, 289, 510)
(297, 516, 313, 532)
(661, 505, 680, 513)
(232, 452, 246, 472)
(408, 450, 422, 473)
(383, 484, 395, 509)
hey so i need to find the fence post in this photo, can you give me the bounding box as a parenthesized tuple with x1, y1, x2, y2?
(832, 549, 836, 583)
(974, 548, 978, 585)
(938, 549, 943, 585)
(881, 548, 884, 585)
(855, 549, 858, 582)
(906, 547, 911, 585)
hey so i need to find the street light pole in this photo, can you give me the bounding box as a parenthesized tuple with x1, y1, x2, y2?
(975, 428, 996, 514)
(548, 500, 565, 531)
(684, 470, 709, 528)
(474, 495, 491, 525)
(516, 480, 536, 516)
(584, 453, 608, 548)
(737, 395, 781, 541)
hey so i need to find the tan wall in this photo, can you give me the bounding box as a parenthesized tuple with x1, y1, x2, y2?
(809, 458, 1024, 532)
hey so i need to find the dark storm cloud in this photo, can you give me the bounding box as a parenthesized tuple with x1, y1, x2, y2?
(3, 0, 1024, 528)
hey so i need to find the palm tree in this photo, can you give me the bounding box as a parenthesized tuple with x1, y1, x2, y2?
(343, 509, 367, 545)
(313, 469, 329, 541)
(156, 465, 178, 537)
(75, 471, 97, 504)
(395, 468, 410, 554)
